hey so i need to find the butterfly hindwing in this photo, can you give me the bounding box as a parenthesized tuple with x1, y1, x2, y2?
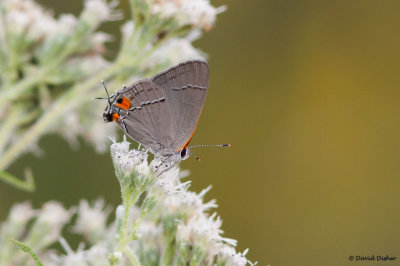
(151, 60, 209, 151)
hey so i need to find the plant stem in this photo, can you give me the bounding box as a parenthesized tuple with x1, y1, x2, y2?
(0, 70, 46, 107)
(160, 239, 176, 266)
(0, 108, 21, 154)
(124, 246, 140, 266)
(0, 170, 34, 192)
(119, 188, 142, 247)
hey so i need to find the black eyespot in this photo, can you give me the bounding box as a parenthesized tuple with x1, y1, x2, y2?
(116, 98, 123, 103)
(180, 148, 187, 158)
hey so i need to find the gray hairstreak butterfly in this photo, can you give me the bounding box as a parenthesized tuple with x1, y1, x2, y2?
(102, 60, 227, 164)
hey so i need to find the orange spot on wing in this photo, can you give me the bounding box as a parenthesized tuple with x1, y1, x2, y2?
(112, 113, 120, 121)
(116, 96, 131, 110)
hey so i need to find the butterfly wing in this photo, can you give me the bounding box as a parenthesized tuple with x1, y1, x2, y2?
(119, 80, 177, 150)
(151, 60, 209, 151)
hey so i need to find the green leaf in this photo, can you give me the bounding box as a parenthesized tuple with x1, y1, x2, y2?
(11, 239, 43, 266)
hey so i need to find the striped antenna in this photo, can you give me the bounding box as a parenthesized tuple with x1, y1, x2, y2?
(188, 144, 230, 162)
(91, 80, 112, 104)
(189, 144, 230, 148)
(101, 80, 112, 106)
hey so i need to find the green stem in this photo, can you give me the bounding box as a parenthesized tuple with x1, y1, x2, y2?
(160, 239, 176, 266)
(129, 0, 143, 29)
(0, 108, 21, 154)
(0, 70, 46, 107)
(114, 186, 146, 264)
(0, 169, 35, 192)
(119, 188, 143, 247)
(124, 246, 141, 266)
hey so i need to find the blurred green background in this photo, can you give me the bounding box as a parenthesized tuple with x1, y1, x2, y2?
(2, 0, 400, 265)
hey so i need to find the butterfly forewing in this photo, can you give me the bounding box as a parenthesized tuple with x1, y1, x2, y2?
(151, 60, 209, 151)
(120, 80, 177, 149)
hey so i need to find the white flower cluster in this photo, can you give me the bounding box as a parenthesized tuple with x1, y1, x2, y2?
(147, 0, 226, 30)
(0, 0, 119, 168)
(0, 202, 74, 265)
(0, 140, 256, 265)
(72, 199, 112, 244)
(110, 136, 150, 180)
(123, 0, 225, 76)
(3, 0, 56, 38)
(110, 139, 256, 265)
(144, 31, 207, 71)
(81, 0, 122, 28)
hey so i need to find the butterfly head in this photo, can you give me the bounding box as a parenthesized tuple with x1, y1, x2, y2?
(98, 80, 119, 123)
(103, 112, 113, 122)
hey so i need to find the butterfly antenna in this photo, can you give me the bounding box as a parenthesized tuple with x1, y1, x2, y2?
(91, 80, 112, 103)
(188, 144, 230, 162)
(101, 80, 112, 106)
(189, 144, 231, 148)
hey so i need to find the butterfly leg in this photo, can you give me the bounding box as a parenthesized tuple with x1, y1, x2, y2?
(156, 162, 177, 177)
(119, 116, 128, 133)
(154, 155, 176, 177)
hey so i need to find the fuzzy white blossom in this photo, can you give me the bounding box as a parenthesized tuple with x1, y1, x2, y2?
(151, 165, 217, 218)
(217, 246, 256, 266)
(36, 201, 73, 228)
(8, 201, 36, 225)
(77, 55, 110, 75)
(91, 32, 113, 53)
(110, 136, 131, 156)
(48, 238, 111, 266)
(4, 0, 57, 38)
(111, 137, 151, 181)
(229, 249, 254, 266)
(148, 0, 226, 30)
(113, 149, 148, 177)
(58, 14, 79, 35)
(25, 202, 74, 250)
(137, 220, 163, 242)
(144, 36, 206, 70)
(81, 0, 122, 28)
(177, 213, 237, 248)
(72, 199, 112, 243)
(0, 142, 256, 265)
